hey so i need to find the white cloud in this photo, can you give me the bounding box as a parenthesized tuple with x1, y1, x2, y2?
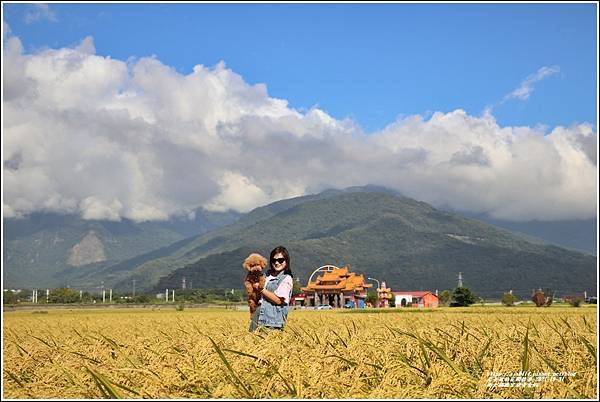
(2, 38, 597, 222)
(205, 171, 273, 213)
(80, 196, 123, 221)
(76, 36, 96, 55)
(3, 21, 12, 36)
(24, 4, 58, 24)
(504, 65, 560, 102)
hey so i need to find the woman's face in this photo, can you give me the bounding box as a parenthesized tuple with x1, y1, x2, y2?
(271, 252, 287, 273)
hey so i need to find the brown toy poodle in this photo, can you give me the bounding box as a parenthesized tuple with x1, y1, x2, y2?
(243, 253, 267, 315)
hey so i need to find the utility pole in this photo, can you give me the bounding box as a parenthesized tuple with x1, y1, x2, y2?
(132, 279, 136, 298)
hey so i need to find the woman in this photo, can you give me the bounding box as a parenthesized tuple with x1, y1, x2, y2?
(249, 246, 294, 332)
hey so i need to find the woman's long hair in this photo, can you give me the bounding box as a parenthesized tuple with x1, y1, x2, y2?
(268, 245, 293, 278)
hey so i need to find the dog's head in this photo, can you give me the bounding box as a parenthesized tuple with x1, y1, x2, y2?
(243, 253, 268, 274)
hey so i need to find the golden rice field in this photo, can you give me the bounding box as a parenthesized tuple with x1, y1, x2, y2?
(2, 306, 597, 399)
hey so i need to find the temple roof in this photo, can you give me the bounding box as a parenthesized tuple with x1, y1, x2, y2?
(302, 266, 373, 292)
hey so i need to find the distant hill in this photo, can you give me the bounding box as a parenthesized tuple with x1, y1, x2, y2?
(2, 209, 241, 289)
(456, 213, 597, 256)
(102, 188, 595, 299)
(109, 187, 362, 291)
(5, 187, 596, 299)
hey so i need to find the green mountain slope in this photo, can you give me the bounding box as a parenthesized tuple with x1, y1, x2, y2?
(114, 190, 595, 299)
(110, 187, 368, 290)
(460, 214, 597, 255)
(2, 209, 240, 289)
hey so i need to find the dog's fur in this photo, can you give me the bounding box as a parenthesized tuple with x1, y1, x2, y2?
(243, 253, 268, 315)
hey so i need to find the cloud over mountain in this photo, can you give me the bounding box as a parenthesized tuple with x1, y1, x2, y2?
(3, 35, 597, 222)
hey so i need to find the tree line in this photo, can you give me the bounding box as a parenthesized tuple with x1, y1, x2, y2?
(5, 285, 590, 307)
(3, 287, 246, 305)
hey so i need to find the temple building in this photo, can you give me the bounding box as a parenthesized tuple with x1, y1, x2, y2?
(302, 266, 373, 308)
(376, 281, 393, 307)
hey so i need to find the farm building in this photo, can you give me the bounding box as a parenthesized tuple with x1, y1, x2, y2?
(301, 265, 372, 307)
(393, 291, 439, 308)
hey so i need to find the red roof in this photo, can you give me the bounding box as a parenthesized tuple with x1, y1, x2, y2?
(393, 291, 437, 298)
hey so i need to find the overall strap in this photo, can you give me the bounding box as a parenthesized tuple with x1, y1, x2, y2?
(265, 271, 288, 291)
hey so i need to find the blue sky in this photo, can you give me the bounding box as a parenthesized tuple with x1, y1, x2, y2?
(3, 2, 597, 132)
(2, 3, 598, 222)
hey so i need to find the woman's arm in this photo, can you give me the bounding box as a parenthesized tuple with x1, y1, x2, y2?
(260, 288, 285, 305)
(251, 282, 284, 305)
(253, 276, 292, 306)
(262, 275, 293, 306)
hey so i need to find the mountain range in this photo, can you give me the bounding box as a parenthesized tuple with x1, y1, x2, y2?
(454, 212, 596, 256)
(3, 186, 596, 299)
(3, 208, 240, 289)
(146, 188, 596, 299)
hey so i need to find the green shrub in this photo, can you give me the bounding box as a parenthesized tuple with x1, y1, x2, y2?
(452, 287, 477, 306)
(568, 298, 583, 307)
(501, 293, 518, 306)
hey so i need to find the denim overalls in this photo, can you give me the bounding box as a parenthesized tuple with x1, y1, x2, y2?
(249, 271, 292, 331)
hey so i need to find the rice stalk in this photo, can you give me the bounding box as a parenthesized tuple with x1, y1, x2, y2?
(207, 336, 253, 398)
(521, 319, 530, 372)
(85, 367, 123, 399)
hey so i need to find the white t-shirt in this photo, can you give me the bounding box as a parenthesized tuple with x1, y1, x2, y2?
(262, 274, 293, 304)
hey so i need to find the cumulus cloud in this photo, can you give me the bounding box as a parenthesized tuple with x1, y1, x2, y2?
(24, 4, 57, 24)
(3, 20, 12, 36)
(2, 37, 597, 222)
(503, 65, 561, 102)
